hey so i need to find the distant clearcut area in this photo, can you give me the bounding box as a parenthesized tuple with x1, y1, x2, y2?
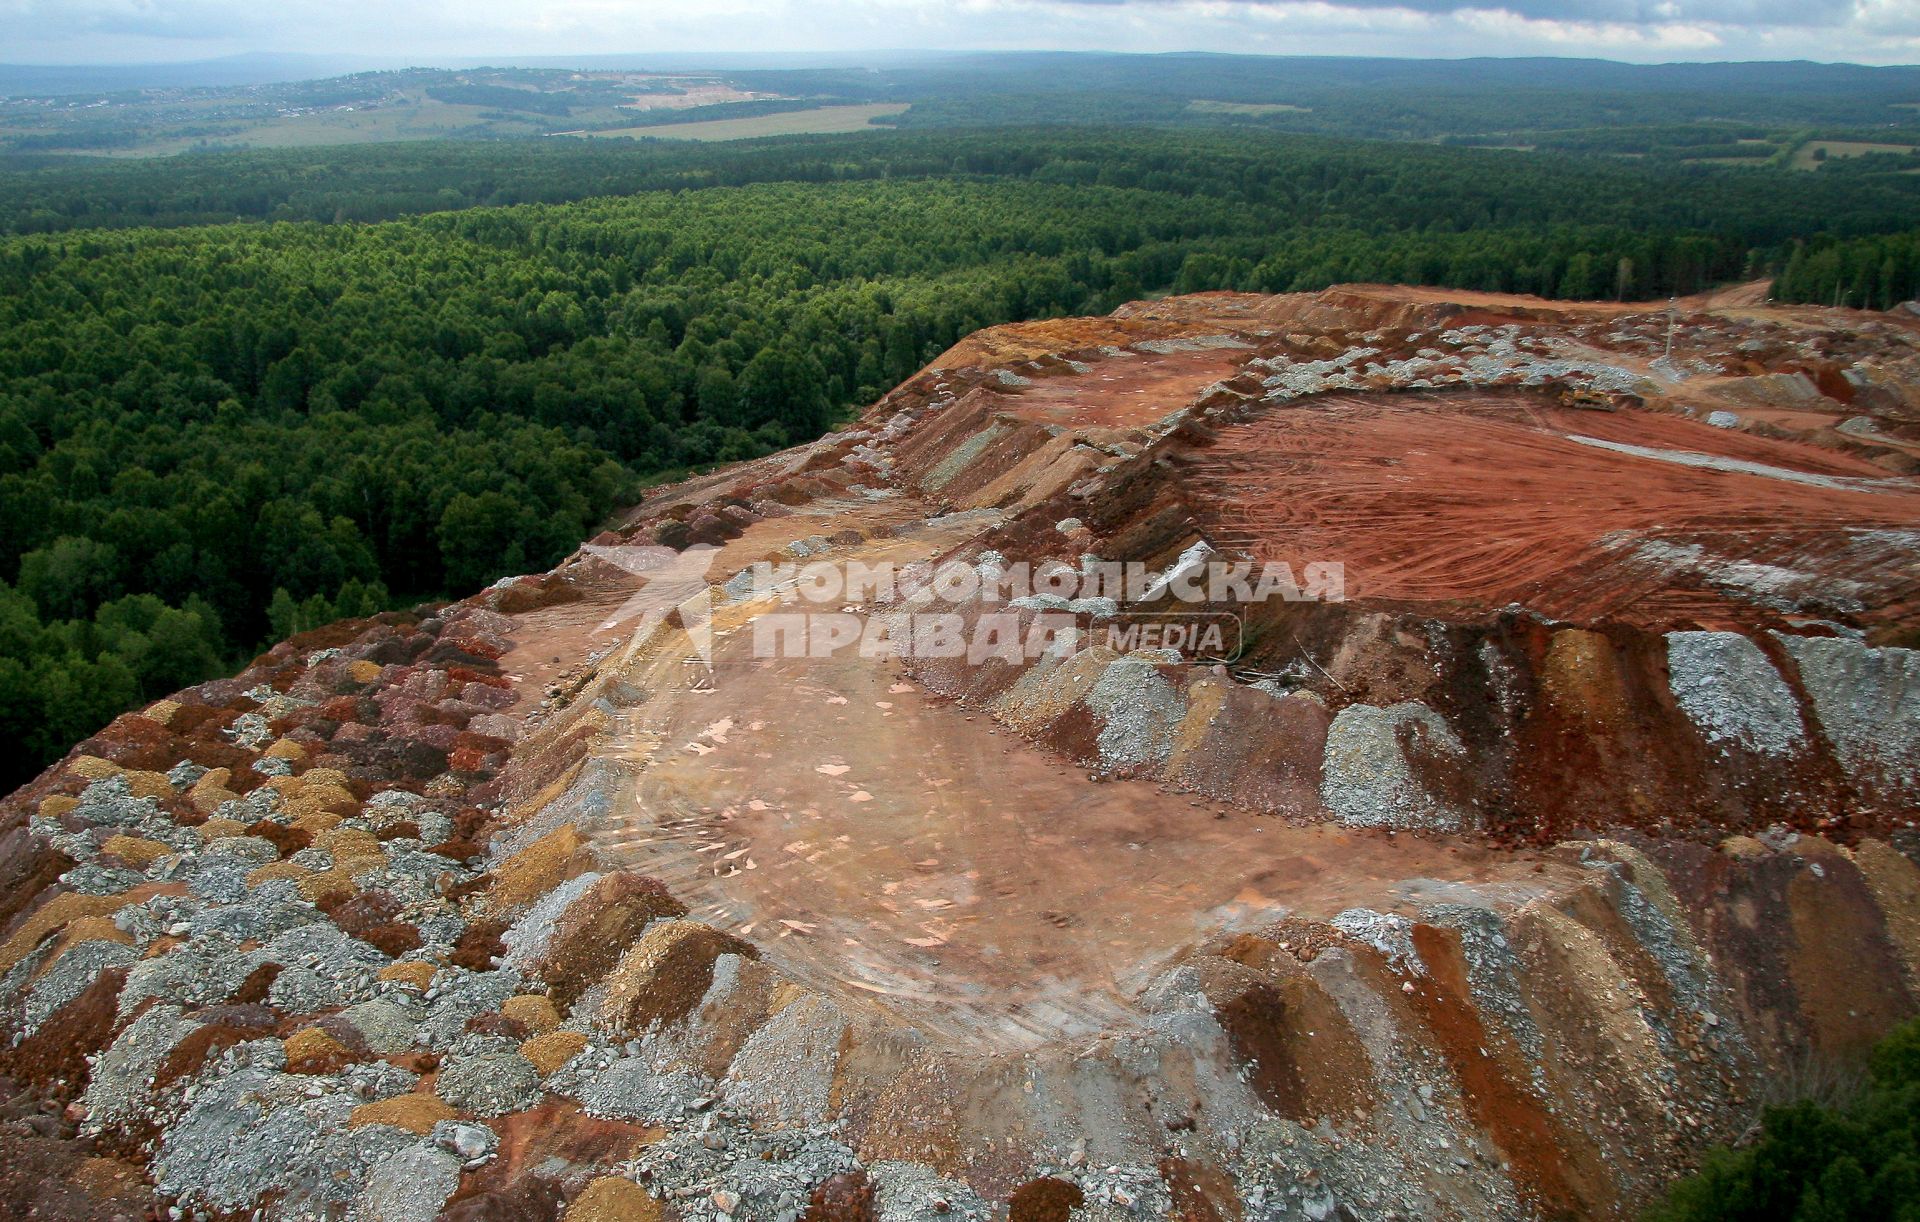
(3, 53, 1920, 1221)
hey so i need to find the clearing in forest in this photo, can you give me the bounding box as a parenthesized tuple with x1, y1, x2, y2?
(577, 102, 911, 141)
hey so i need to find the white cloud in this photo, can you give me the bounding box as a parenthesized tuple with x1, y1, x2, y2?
(0, 0, 1912, 64)
(1454, 6, 1725, 48)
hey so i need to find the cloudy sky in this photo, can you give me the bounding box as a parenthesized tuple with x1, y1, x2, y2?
(2, 0, 1916, 66)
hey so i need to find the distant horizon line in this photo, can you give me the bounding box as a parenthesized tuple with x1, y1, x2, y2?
(4, 49, 1917, 71)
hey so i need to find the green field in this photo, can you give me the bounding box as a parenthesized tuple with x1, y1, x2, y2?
(1792, 139, 1918, 169)
(0, 69, 777, 158)
(579, 102, 911, 142)
(33, 92, 578, 158)
(119, 99, 543, 157)
(1188, 99, 1311, 115)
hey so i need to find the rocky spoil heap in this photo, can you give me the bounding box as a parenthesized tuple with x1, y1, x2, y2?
(1, 285, 1918, 1221)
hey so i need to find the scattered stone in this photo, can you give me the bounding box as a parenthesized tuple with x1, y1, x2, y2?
(867, 1162, 987, 1222)
(1321, 701, 1474, 831)
(1667, 631, 1808, 757)
(433, 1119, 497, 1164)
(432, 1050, 542, 1116)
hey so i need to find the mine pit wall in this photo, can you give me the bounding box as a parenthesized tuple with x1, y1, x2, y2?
(481, 699, 1920, 1220)
(471, 575, 1920, 1219)
(828, 349, 1920, 1210)
(875, 375, 1919, 848)
(894, 559, 1914, 846)
(885, 388, 1112, 517)
(1160, 836, 1920, 1219)
(701, 387, 1920, 1212)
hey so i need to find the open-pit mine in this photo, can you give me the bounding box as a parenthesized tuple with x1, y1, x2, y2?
(3, 284, 1919, 1222)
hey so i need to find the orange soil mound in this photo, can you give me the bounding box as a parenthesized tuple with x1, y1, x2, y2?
(999, 346, 1249, 430)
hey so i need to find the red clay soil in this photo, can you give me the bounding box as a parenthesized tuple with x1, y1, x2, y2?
(0, 1120, 157, 1222)
(803, 1171, 879, 1222)
(1181, 391, 1920, 629)
(1407, 922, 1599, 1217)
(444, 1100, 660, 1215)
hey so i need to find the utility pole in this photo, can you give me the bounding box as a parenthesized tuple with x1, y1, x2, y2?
(1664, 297, 1677, 364)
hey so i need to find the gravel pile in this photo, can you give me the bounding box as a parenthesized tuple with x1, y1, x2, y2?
(1665, 631, 1808, 757)
(1253, 324, 1651, 403)
(152, 1039, 414, 1218)
(866, 1161, 989, 1221)
(1775, 632, 1920, 790)
(561, 1050, 716, 1125)
(1319, 702, 1473, 832)
(1085, 655, 1188, 772)
(627, 1111, 860, 1222)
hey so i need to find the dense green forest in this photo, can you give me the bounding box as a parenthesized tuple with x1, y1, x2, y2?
(1776, 230, 1920, 310)
(5, 127, 1918, 238)
(1, 128, 1918, 786)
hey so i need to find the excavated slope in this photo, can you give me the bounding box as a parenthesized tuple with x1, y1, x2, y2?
(2, 285, 1918, 1222)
